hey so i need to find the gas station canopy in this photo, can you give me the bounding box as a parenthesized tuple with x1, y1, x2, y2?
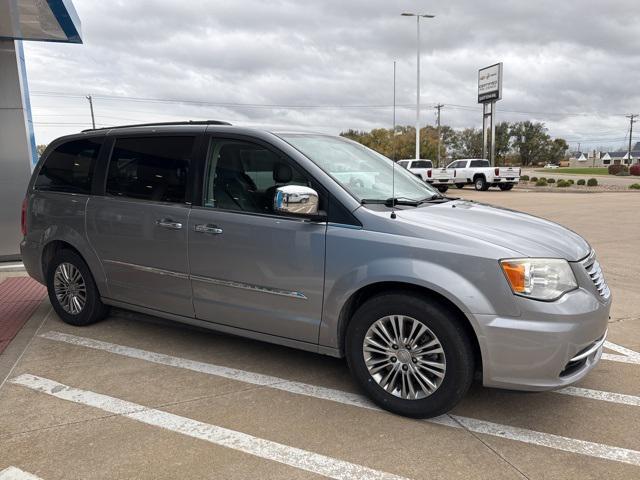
(0, 0, 82, 260)
(0, 0, 82, 43)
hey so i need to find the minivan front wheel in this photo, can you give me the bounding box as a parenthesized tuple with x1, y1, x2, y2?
(345, 293, 474, 418)
(46, 249, 109, 326)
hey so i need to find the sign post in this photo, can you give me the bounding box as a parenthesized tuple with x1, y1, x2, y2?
(478, 63, 502, 166)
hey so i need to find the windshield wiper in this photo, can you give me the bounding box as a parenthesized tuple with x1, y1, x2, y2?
(361, 195, 444, 206)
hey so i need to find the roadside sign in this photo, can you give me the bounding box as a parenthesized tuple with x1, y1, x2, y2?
(478, 63, 502, 103)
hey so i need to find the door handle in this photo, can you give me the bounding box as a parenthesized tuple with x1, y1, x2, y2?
(155, 219, 183, 230)
(194, 224, 223, 235)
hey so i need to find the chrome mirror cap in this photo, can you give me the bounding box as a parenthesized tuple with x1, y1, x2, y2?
(273, 185, 319, 217)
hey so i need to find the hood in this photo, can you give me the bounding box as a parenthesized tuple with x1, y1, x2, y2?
(396, 200, 590, 261)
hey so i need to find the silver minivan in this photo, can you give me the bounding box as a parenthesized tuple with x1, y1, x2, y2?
(21, 121, 611, 418)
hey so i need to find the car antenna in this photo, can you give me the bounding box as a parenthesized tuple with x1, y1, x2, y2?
(391, 61, 397, 219)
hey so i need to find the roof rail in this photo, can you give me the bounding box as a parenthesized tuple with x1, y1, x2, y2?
(81, 120, 232, 133)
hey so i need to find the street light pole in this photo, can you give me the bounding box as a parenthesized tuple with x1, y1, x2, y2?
(402, 12, 435, 161)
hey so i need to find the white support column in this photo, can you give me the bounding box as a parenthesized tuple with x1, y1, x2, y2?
(0, 39, 37, 259)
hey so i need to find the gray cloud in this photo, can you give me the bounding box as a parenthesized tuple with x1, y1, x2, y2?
(24, 0, 640, 150)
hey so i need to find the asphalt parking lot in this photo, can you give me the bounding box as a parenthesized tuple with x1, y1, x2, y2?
(1, 190, 639, 480)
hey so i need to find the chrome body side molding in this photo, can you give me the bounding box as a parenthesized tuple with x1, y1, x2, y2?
(103, 259, 307, 300)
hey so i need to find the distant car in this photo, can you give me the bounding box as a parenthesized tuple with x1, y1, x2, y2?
(397, 159, 454, 193)
(446, 159, 520, 191)
(544, 164, 559, 169)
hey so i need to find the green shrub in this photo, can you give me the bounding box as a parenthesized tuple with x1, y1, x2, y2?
(577, 179, 586, 185)
(520, 175, 530, 181)
(556, 179, 570, 187)
(629, 183, 640, 190)
(568, 179, 575, 184)
(587, 178, 598, 186)
(608, 164, 628, 175)
(539, 177, 547, 182)
(547, 178, 556, 183)
(530, 176, 538, 182)
(535, 179, 548, 187)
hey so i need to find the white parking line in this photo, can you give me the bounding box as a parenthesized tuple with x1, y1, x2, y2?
(39, 331, 640, 467)
(0, 467, 43, 480)
(603, 341, 640, 365)
(10, 374, 408, 480)
(556, 386, 640, 407)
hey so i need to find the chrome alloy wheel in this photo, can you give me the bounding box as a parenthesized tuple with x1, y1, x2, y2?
(363, 315, 446, 400)
(53, 262, 87, 315)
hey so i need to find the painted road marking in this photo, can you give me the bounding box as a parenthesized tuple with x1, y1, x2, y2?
(603, 341, 640, 366)
(39, 331, 640, 467)
(10, 374, 408, 480)
(556, 386, 640, 407)
(41, 331, 640, 409)
(0, 467, 43, 480)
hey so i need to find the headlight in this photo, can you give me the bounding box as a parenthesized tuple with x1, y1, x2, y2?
(500, 258, 577, 301)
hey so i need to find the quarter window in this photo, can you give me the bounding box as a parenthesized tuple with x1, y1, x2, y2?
(204, 139, 313, 214)
(106, 136, 194, 203)
(34, 139, 101, 194)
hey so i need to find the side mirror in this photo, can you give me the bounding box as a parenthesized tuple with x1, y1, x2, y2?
(273, 185, 324, 220)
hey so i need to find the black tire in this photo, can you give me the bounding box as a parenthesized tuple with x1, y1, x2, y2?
(474, 176, 489, 191)
(436, 185, 449, 193)
(46, 249, 109, 326)
(345, 293, 474, 418)
(499, 183, 514, 191)
(455, 183, 465, 189)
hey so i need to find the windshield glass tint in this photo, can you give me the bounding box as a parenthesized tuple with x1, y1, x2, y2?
(280, 134, 436, 202)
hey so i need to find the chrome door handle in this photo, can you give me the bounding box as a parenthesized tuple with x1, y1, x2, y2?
(194, 224, 223, 234)
(155, 219, 183, 230)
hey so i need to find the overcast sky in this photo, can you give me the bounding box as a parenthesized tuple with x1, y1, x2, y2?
(24, 0, 640, 151)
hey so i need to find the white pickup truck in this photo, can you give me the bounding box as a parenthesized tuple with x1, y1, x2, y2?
(446, 159, 520, 191)
(397, 159, 454, 193)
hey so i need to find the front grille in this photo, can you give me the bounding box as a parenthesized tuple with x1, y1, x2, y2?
(582, 251, 610, 300)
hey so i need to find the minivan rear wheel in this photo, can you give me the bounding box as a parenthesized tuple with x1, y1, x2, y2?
(345, 293, 474, 418)
(46, 249, 109, 326)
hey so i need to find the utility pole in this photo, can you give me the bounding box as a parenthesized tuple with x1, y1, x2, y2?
(626, 114, 637, 165)
(86, 95, 95, 129)
(401, 13, 435, 161)
(435, 103, 444, 167)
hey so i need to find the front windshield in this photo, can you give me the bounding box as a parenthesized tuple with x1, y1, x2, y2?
(280, 134, 438, 202)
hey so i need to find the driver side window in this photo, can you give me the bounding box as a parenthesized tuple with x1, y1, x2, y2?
(204, 139, 313, 214)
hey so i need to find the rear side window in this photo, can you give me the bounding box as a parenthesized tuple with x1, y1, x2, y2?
(397, 161, 409, 168)
(412, 160, 432, 168)
(34, 139, 101, 194)
(470, 160, 489, 167)
(106, 136, 194, 203)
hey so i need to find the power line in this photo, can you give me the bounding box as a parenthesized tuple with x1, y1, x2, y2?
(29, 91, 631, 118)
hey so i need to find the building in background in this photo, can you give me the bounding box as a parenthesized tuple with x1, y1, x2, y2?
(0, 0, 82, 259)
(569, 142, 640, 168)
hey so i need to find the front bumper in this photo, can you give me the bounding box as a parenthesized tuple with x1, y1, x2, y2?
(474, 287, 610, 391)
